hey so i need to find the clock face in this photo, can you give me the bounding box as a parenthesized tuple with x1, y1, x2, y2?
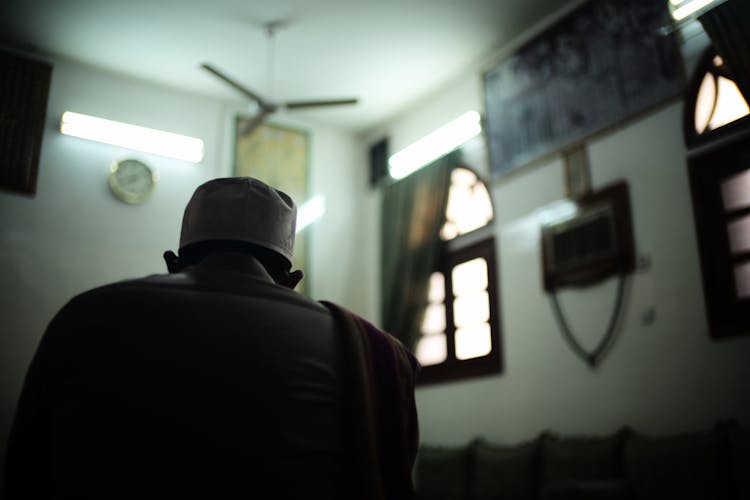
(108, 159, 156, 204)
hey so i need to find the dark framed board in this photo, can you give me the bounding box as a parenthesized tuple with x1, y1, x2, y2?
(0, 49, 52, 195)
(484, 0, 683, 178)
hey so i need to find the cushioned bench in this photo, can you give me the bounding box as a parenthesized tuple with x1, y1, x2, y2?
(415, 421, 749, 500)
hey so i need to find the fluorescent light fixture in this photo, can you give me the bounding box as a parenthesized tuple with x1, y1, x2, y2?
(670, 0, 726, 21)
(388, 110, 482, 180)
(296, 195, 326, 233)
(60, 111, 204, 163)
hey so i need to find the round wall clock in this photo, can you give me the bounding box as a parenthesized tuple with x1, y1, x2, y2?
(108, 158, 157, 204)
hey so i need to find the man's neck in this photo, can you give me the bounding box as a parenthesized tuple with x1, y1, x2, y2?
(192, 252, 276, 283)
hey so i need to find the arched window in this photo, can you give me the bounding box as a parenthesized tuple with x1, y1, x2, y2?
(686, 47, 750, 339)
(414, 167, 502, 383)
(685, 48, 750, 146)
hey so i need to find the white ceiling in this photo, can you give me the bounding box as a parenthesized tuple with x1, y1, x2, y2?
(1, 0, 575, 133)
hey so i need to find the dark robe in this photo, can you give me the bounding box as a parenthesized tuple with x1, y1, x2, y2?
(4, 254, 418, 499)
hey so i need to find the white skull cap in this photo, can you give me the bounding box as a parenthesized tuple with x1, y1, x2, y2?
(179, 177, 296, 265)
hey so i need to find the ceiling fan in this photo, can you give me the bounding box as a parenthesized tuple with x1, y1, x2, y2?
(201, 21, 358, 135)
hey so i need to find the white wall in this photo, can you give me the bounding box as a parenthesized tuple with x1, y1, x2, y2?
(0, 56, 366, 479)
(365, 29, 750, 445)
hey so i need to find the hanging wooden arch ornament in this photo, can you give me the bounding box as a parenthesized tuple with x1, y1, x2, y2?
(541, 181, 636, 367)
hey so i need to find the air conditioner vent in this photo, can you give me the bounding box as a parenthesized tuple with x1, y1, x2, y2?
(550, 205, 616, 271)
(541, 182, 635, 291)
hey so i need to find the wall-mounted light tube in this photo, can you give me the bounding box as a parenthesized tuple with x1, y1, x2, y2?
(60, 111, 205, 163)
(388, 110, 482, 180)
(669, 0, 726, 21)
(296, 195, 326, 233)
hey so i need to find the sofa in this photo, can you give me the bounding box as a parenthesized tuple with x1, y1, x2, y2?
(415, 421, 749, 500)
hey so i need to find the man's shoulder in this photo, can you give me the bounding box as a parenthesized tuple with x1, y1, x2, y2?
(47, 274, 333, 350)
(64, 272, 329, 318)
(65, 273, 195, 303)
(70, 271, 284, 299)
(319, 301, 418, 371)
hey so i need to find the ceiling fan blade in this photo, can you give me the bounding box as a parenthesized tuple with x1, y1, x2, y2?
(284, 98, 359, 110)
(200, 63, 272, 109)
(238, 109, 271, 137)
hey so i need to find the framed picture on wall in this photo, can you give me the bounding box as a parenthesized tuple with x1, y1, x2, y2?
(563, 145, 591, 199)
(483, 0, 683, 178)
(234, 118, 310, 294)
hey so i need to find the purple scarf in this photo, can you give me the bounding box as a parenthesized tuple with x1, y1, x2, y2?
(321, 301, 420, 500)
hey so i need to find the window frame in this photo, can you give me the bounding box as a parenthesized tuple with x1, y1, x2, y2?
(685, 46, 750, 339)
(688, 139, 750, 339)
(417, 225, 503, 385)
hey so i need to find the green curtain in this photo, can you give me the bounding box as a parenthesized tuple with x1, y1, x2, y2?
(699, 0, 750, 100)
(380, 151, 457, 349)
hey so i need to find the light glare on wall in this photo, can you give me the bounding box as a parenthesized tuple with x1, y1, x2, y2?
(388, 111, 482, 180)
(535, 199, 579, 226)
(296, 195, 326, 233)
(669, 0, 726, 21)
(59, 111, 205, 163)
